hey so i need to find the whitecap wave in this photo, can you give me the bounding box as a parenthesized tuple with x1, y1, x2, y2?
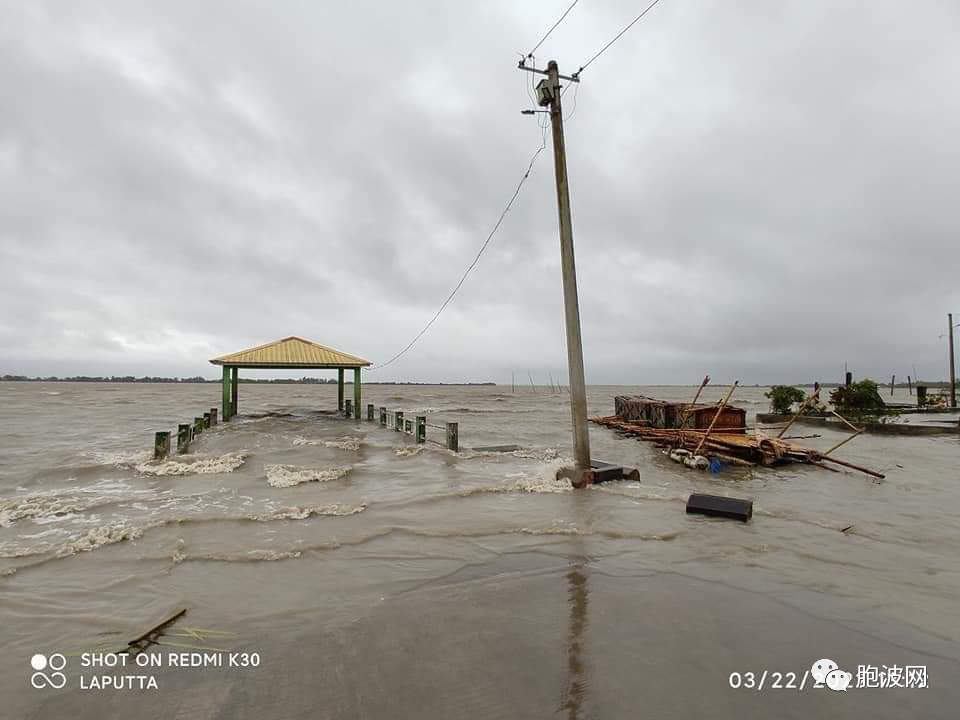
(293, 436, 361, 451)
(251, 503, 367, 520)
(0, 481, 157, 527)
(136, 452, 247, 476)
(265, 464, 352, 488)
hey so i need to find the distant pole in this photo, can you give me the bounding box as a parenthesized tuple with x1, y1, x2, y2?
(546, 60, 590, 477)
(949, 313, 957, 408)
(890, 374, 895, 396)
(512, 371, 515, 394)
(528, 371, 537, 394)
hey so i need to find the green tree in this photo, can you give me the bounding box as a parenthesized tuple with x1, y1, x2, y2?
(765, 385, 806, 414)
(829, 379, 886, 413)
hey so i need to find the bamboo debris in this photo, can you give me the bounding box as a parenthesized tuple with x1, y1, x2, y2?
(588, 415, 884, 479)
(694, 381, 738, 454)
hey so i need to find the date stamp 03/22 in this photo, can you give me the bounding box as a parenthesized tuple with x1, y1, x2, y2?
(729, 658, 928, 693)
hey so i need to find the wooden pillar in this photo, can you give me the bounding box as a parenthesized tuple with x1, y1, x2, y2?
(395, 411, 404, 431)
(344, 399, 353, 417)
(353, 367, 361, 421)
(210, 408, 218, 425)
(154, 431, 170, 460)
(416, 416, 426, 444)
(380, 407, 387, 426)
(177, 423, 191, 454)
(446, 422, 459, 452)
(222, 366, 231, 420)
(367, 403, 374, 421)
(231, 366, 238, 417)
(337, 369, 344, 411)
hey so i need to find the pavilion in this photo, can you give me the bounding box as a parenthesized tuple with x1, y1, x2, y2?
(210, 336, 372, 419)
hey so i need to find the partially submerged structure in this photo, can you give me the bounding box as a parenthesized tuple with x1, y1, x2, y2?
(210, 336, 371, 419)
(592, 383, 884, 479)
(615, 395, 746, 433)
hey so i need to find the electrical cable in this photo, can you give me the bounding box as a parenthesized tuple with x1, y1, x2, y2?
(526, 0, 581, 60)
(573, 0, 664, 77)
(369, 138, 548, 371)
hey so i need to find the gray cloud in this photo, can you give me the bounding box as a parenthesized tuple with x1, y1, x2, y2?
(1, 0, 957, 384)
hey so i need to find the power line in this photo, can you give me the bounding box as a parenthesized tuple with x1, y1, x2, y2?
(574, 0, 664, 78)
(526, 0, 581, 60)
(369, 138, 548, 371)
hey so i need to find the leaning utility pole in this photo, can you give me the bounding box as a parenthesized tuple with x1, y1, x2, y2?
(535, 60, 591, 480)
(949, 313, 957, 408)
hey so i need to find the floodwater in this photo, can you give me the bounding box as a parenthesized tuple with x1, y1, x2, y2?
(1, 381, 959, 718)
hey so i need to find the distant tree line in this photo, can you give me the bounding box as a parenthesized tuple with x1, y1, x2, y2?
(0, 374, 338, 384)
(1, 374, 496, 385)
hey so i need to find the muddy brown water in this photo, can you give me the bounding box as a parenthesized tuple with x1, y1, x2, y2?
(1, 382, 958, 718)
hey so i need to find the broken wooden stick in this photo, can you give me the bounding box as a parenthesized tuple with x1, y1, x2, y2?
(694, 381, 739, 455)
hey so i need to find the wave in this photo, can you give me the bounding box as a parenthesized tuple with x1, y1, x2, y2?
(56, 520, 164, 556)
(0, 480, 159, 527)
(457, 447, 560, 461)
(292, 436, 361, 451)
(393, 446, 424, 457)
(265, 464, 353, 488)
(136, 452, 247, 476)
(2, 503, 368, 563)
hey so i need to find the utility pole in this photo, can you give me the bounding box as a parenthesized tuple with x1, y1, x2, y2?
(949, 313, 957, 408)
(543, 60, 591, 481)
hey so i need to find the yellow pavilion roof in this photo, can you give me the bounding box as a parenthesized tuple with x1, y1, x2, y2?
(210, 336, 371, 368)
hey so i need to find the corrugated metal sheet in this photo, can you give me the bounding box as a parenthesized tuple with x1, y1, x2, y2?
(210, 336, 371, 368)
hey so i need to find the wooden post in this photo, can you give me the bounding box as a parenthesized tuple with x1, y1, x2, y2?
(446, 422, 459, 452)
(890, 375, 895, 396)
(416, 416, 426, 443)
(380, 406, 387, 426)
(367, 403, 374, 421)
(210, 408, 218, 425)
(405, 419, 412, 433)
(395, 411, 404, 431)
(907, 375, 913, 396)
(694, 382, 739, 454)
(194, 417, 204, 435)
(154, 431, 170, 460)
(337, 368, 344, 411)
(917, 385, 927, 407)
(222, 365, 231, 420)
(344, 399, 352, 418)
(845, 371, 853, 387)
(177, 423, 191, 454)
(202, 412, 211, 429)
(353, 367, 361, 421)
(231, 366, 238, 417)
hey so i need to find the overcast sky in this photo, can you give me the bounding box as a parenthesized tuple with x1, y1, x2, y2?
(1, 1, 958, 384)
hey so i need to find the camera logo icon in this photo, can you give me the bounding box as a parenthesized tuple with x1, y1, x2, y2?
(30, 653, 67, 689)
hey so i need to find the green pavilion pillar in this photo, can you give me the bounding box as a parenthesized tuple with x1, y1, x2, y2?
(337, 369, 344, 411)
(221, 366, 231, 420)
(231, 366, 238, 417)
(353, 367, 361, 420)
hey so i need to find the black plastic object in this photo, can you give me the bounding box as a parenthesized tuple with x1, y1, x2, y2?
(686, 493, 753, 522)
